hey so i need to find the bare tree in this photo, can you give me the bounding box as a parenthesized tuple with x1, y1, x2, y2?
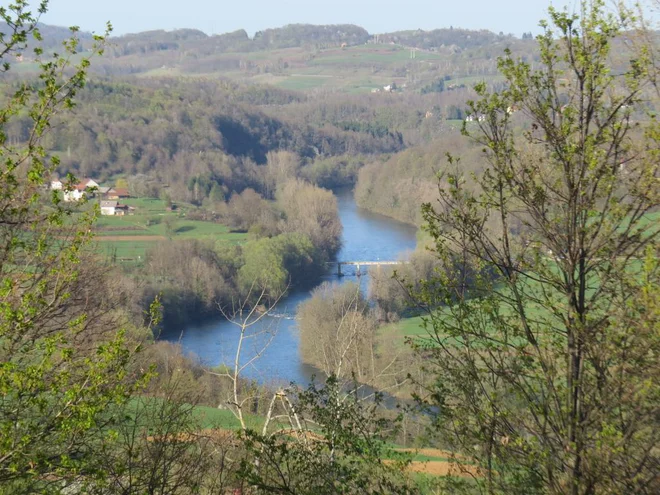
(298, 282, 409, 396)
(209, 285, 286, 430)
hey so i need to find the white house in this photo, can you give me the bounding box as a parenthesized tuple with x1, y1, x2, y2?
(51, 179, 63, 190)
(100, 200, 117, 215)
(100, 200, 131, 216)
(62, 178, 100, 202)
(80, 178, 99, 189)
(465, 114, 486, 122)
(63, 186, 87, 202)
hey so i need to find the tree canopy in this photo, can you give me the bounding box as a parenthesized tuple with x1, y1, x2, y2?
(417, 2, 660, 493)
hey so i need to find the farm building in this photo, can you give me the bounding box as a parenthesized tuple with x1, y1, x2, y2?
(100, 200, 132, 216)
(63, 178, 100, 202)
(105, 188, 130, 200)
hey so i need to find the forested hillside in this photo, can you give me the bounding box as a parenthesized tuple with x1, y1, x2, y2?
(0, 20, 540, 221)
(355, 132, 484, 224)
(8, 20, 536, 91)
(17, 79, 404, 202)
(0, 74, 487, 209)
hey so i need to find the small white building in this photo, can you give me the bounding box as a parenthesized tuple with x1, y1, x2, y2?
(63, 187, 87, 202)
(51, 179, 63, 190)
(62, 178, 100, 202)
(80, 178, 99, 189)
(100, 200, 118, 216)
(465, 114, 486, 122)
(100, 200, 131, 216)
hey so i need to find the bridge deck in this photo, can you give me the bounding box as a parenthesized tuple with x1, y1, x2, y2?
(328, 260, 407, 276)
(336, 260, 405, 266)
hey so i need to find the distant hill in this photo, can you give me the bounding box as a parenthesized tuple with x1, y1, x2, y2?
(107, 24, 371, 57)
(0, 21, 526, 58)
(0, 22, 93, 53)
(22, 22, 515, 55)
(6, 21, 535, 94)
(376, 28, 515, 50)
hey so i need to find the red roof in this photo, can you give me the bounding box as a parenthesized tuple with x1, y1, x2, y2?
(74, 178, 99, 190)
(109, 188, 130, 197)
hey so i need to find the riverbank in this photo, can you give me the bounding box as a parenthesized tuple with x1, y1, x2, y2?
(162, 189, 419, 386)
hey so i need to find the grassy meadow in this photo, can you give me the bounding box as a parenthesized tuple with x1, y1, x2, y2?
(132, 42, 498, 94)
(92, 197, 246, 264)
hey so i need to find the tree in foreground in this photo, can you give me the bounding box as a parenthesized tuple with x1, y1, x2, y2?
(238, 376, 415, 495)
(0, 2, 151, 492)
(417, 2, 660, 493)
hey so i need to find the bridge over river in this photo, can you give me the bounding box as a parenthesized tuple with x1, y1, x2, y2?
(330, 260, 407, 276)
(167, 190, 419, 386)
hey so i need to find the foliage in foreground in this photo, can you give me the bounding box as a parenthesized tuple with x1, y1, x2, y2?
(238, 377, 415, 495)
(417, 2, 660, 494)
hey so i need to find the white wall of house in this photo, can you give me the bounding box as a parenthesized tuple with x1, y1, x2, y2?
(63, 190, 85, 202)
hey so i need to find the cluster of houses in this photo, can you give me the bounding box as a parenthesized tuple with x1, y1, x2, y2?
(371, 82, 402, 93)
(51, 178, 134, 216)
(465, 106, 519, 122)
(465, 114, 486, 122)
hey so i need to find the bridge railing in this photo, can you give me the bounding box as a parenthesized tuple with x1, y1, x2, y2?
(327, 260, 407, 276)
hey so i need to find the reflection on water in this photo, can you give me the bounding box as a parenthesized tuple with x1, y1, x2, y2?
(160, 189, 418, 386)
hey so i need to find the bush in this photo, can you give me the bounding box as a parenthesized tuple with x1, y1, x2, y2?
(146, 216, 162, 226)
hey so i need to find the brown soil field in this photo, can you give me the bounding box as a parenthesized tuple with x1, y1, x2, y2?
(396, 448, 457, 459)
(95, 235, 166, 241)
(404, 460, 481, 477)
(391, 448, 479, 477)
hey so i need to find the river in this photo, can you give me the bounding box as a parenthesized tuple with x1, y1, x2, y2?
(161, 189, 418, 386)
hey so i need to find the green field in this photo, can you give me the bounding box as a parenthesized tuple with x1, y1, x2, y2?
(308, 45, 444, 67)
(276, 75, 332, 90)
(379, 246, 655, 350)
(192, 404, 262, 430)
(136, 42, 501, 94)
(92, 197, 247, 263)
(379, 315, 427, 341)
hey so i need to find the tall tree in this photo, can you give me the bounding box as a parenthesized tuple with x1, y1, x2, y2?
(0, 2, 148, 492)
(417, 2, 660, 493)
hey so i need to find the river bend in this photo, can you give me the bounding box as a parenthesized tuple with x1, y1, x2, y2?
(161, 190, 418, 385)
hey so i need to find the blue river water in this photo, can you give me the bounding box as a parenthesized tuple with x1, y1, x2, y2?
(161, 190, 418, 386)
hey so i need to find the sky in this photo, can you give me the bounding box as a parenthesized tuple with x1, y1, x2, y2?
(40, 0, 579, 38)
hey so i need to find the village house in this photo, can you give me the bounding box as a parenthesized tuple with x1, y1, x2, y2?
(79, 178, 100, 189)
(62, 178, 100, 202)
(465, 114, 486, 122)
(63, 185, 86, 202)
(104, 188, 130, 200)
(100, 200, 132, 216)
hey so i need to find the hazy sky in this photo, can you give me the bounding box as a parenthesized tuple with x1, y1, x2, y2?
(40, 0, 578, 38)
